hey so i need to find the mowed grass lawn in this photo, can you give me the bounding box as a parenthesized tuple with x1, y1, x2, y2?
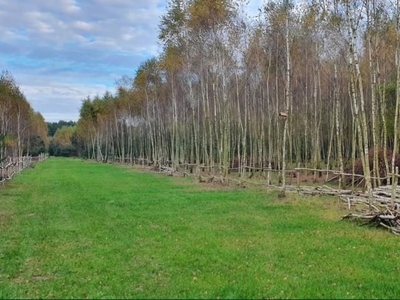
(0, 158, 399, 299)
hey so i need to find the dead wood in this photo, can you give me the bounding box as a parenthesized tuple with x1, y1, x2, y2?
(341, 186, 400, 235)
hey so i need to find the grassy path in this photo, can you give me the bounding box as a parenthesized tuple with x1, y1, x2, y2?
(0, 158, 399, 298)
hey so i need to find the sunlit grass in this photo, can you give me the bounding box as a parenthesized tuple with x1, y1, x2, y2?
(0, 158, 398, 299)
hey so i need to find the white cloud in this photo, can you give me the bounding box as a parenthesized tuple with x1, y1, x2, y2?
(37, 21, 55, 34)
(73, 21, 94, 31)
(62, 0, 80, 13)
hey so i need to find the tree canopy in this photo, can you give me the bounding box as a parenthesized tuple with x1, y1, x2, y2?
(0, 70, 48, 159)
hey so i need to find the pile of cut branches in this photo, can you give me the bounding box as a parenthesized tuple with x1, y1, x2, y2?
(342, 205, 400, 235)
(341, 186, 400, 235)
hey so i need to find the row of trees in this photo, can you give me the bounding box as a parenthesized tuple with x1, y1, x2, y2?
(0, 71, 48, 161)
(75, 0, 400, 191)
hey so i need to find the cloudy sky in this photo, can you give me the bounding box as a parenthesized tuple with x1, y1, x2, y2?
(0, 0, 261, 122)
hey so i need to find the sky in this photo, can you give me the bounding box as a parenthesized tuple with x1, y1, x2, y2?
(0, 0, 261, 122)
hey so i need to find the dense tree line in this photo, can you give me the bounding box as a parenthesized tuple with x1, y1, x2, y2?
(48, 125, 79, 157)
(47, 120, 77, 137)
(47, 121, 78, 157)
(75, 0, 400, 192)
(0, 71, 48, 160)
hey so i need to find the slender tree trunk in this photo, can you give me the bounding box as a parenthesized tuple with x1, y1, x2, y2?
(346, 2, 373, 201)
(334, 64, 345, 188)
(282, 15, 291, 191)
(367, 0, 380, 187)
(392, 0, 400, 200)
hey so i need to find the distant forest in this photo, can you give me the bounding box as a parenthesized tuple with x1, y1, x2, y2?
(46, 120, 77, 157)
(47, 120, 76, 137)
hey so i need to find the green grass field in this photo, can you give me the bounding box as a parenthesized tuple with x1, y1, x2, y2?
(0, 158, 399, 299)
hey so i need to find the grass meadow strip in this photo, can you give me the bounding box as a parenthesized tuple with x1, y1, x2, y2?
(0, 157, 399, 299)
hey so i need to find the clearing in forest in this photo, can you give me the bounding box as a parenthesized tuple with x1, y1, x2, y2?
(0, 158, 399, 299)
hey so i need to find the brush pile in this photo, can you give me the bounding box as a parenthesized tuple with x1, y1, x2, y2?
(341, 185, 400, 235)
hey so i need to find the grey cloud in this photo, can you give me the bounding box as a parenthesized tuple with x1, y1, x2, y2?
(0, 0, 164, 54)
(21, 80, 111, 122)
